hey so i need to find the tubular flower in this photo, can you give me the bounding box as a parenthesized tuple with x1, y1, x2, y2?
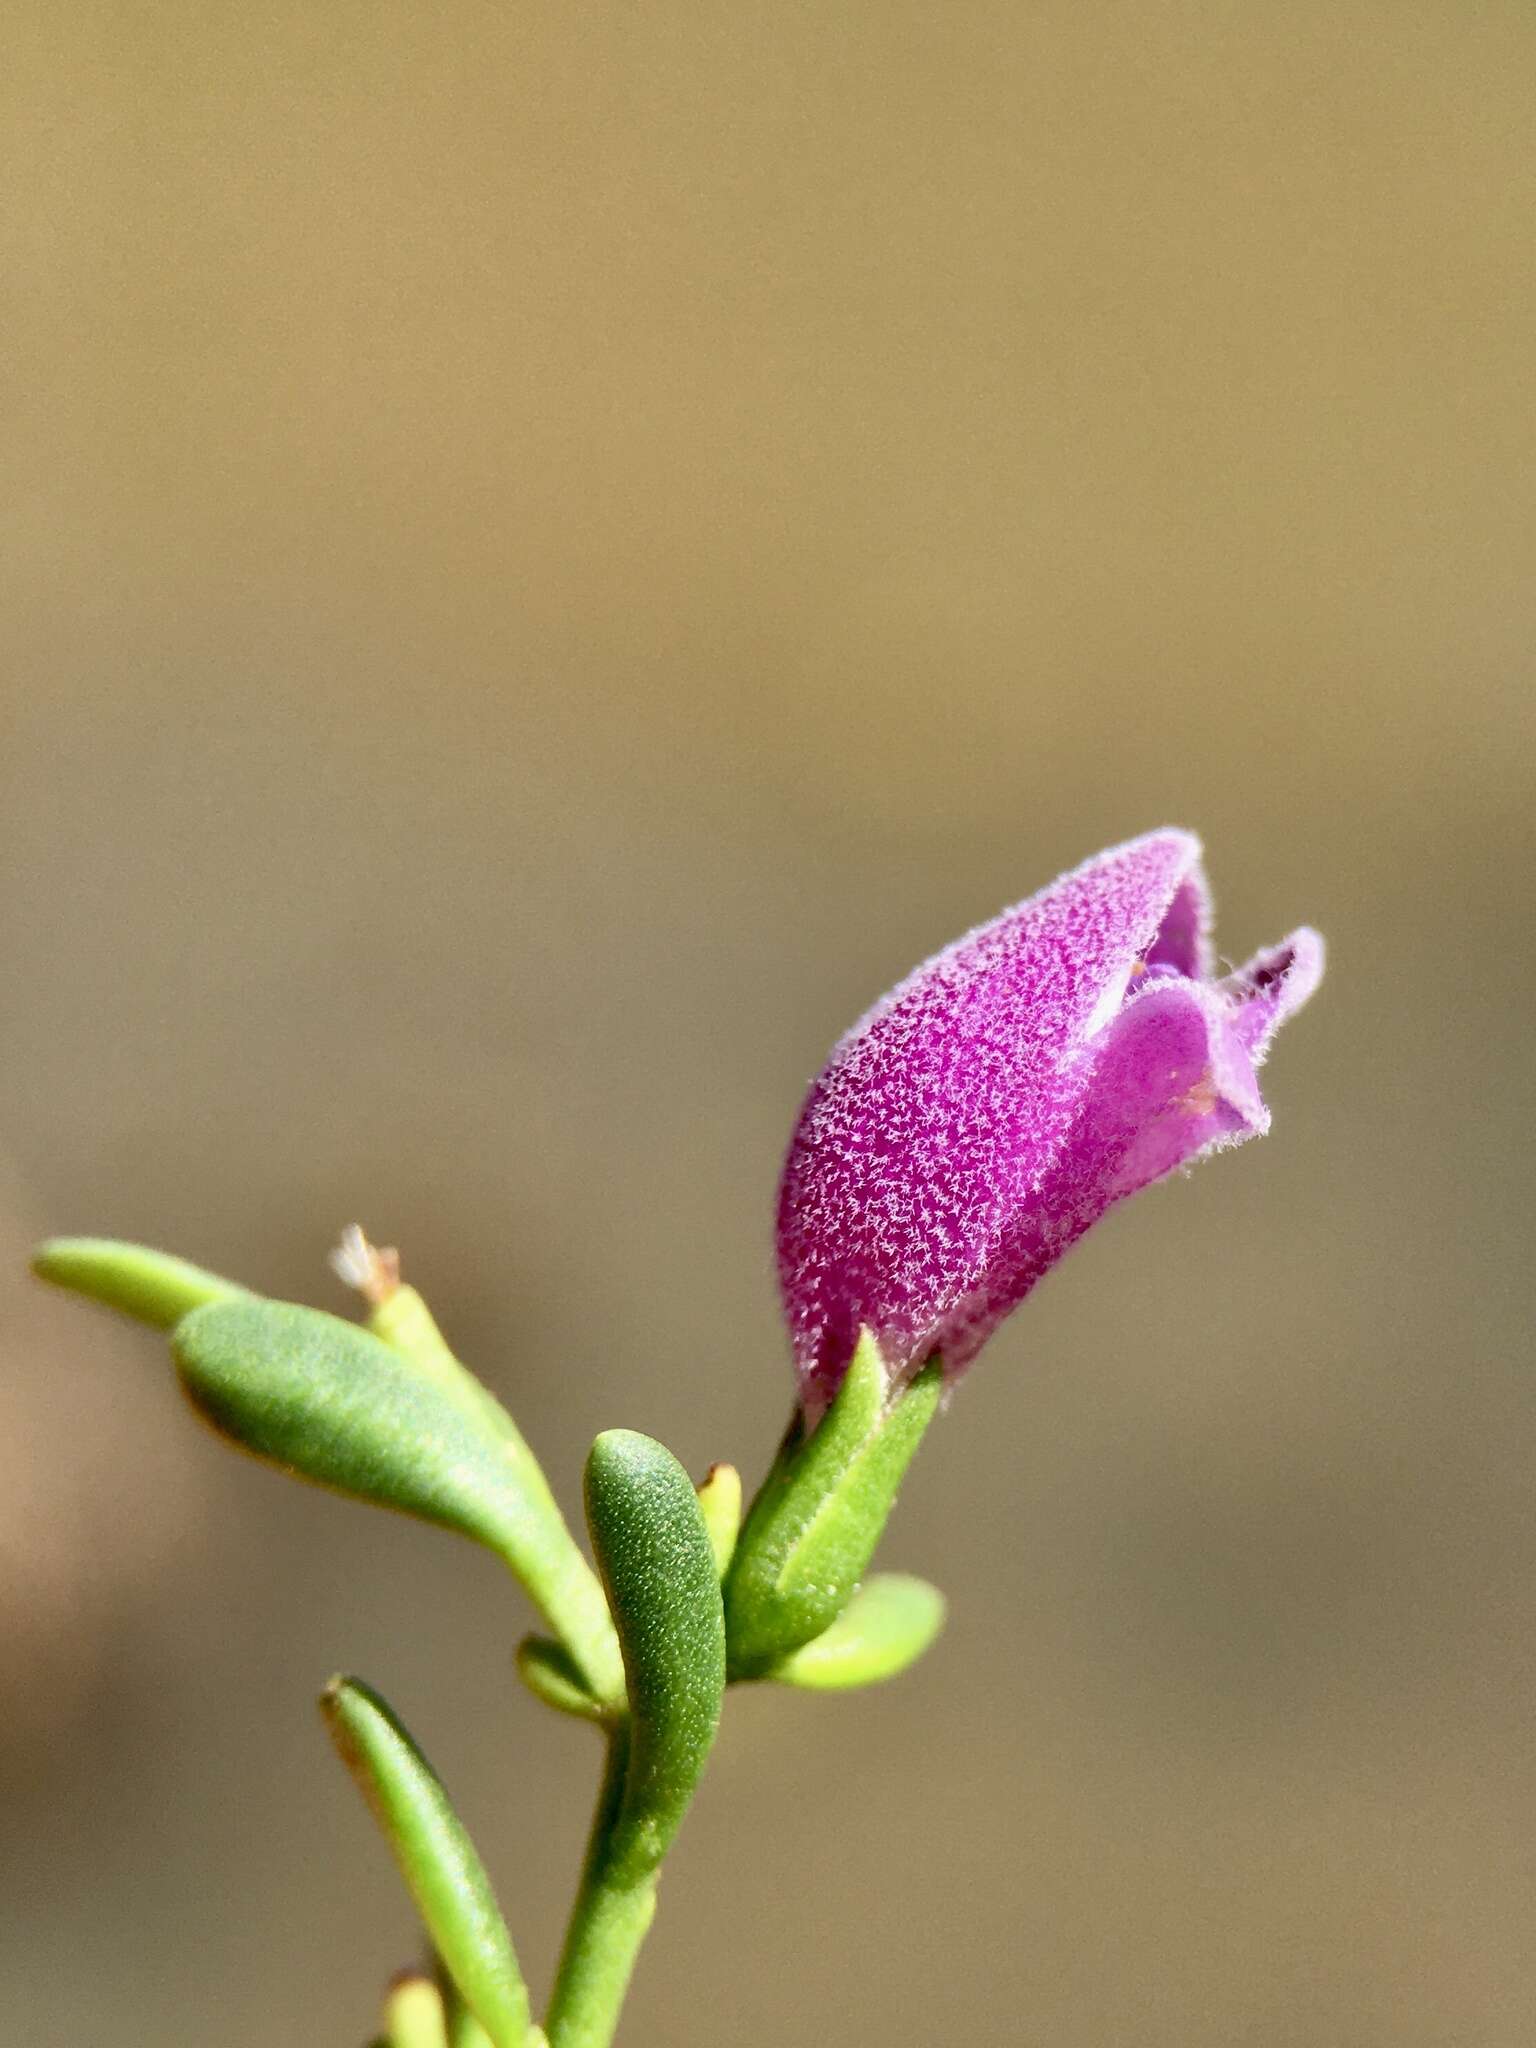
(777, 830, 1323, 1408)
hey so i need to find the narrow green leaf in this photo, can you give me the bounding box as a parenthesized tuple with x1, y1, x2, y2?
(584, 1431, 725, 1883)
(515, 1635, 609, 1724)
(322, 1678, 533, 2048)
(363, 1269, 518, 1444)
(172, 1299, 624, 1707)
(439, 1967, 497, 2048)
(385, 1972, 449, 2048)
(767, 1573, 946, 1690)
(32, 1236, 250, 1330)
(723, 1334, 941, 1678)
(694, 1462, 742, 1578)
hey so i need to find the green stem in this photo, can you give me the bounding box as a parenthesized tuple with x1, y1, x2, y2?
(543, 1726, 658, 2048)
(367, 1278, 625, 1711)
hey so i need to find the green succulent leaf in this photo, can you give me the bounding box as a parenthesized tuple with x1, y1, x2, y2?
(583, 1430, 726, 1883)
(173, 1298, 624, 1706)
(32, 1235, 250, 1330)
(322, 1678, 533, 2048)
(723, 1333, 941, 1679)
(439, 1968, 500, 2048)
(767, 1572, 946, 1690)
(173, 1302, 493, 1537)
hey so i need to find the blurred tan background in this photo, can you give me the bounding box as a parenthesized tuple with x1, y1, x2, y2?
(2, 5, 1533, 2043)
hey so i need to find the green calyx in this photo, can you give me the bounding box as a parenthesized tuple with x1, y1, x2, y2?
(767, 1572, 946, 1690)
(723, 1332, 942, 1680)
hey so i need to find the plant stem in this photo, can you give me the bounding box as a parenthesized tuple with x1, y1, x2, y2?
(544, 1726, 658, 2048)
(358, 1258, 626, 1712)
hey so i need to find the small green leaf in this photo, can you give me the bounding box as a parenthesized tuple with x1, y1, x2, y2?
(365, 1272, 518, 1443)
(694, 1462, 742, 1578)
(584, 1431, 725, 1883)
(172, 1298, 624, 1707)
(515, 1635, 609, 1724)
(322, 1678, 533, 2048)
(172, 1299, 538, 1553)
(32, 1236, 250, 1330)
(723, 1333, 941, 1678)
(385, 1972, 450, 2048)
(767, 1573, 946, 1690)
(439, 1967, 498, 2048)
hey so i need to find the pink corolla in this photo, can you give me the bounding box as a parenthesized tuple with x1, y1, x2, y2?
(777, 830, 1322, 1409)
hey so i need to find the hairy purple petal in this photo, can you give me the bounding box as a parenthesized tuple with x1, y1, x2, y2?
(777, 831, 1322, 1407)
(1220, 928, 1325, 1059)
(1143, 868, 1214, 979)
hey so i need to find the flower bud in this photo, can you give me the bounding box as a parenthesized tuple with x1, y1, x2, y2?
(778, 830, 1323, 1405)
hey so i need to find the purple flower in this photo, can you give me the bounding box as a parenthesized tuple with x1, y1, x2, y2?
(777, 831, 1322, 1408)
